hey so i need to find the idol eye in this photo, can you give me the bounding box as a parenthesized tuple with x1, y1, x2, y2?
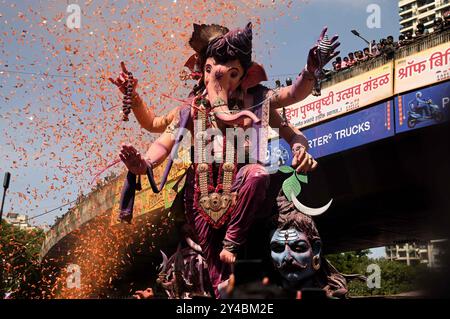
(292, 243, 308, 253)
(230, 71, 238, 78)
(205, 65, 212, 73)
(270, 242, 284, 253)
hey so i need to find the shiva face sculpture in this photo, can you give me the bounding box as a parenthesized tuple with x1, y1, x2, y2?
(270, 227, 321, 285)
(270, 192, 351, 298)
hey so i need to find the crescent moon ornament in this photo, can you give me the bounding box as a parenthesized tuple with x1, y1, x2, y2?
(290, 191, 333, 216)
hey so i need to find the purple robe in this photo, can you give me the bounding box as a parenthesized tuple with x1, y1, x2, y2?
(119, 85, 283, 298)
(184, 85, 279, 298)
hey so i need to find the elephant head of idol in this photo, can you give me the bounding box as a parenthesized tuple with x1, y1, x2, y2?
(186, 22, 268, 126)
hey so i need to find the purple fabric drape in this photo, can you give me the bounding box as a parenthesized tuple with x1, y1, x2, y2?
(118, 106, 191, 222)
(118, 171, 136, 223)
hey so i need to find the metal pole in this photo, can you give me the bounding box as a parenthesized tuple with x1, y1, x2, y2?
(0, 188, 6, 221)
(357, 34, 372, 56)
(351, 30, 371, 46)
(357, 34, 371, 45)
(0, 172, 11, 298)
(0, 172, 11, 221)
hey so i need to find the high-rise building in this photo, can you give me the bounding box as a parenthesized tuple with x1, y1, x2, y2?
(399, 0, 450, 34)
(385, 239, 447, 268)
(4, 212, 35, 230)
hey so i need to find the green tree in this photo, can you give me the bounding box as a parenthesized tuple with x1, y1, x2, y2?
(325, 250, 429, 297)
(326, 249, 370, 274)
(0, 220, 45, 298)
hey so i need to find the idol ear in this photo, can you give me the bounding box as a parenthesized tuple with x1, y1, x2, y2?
(184, 54, 198, 72)
(241, 62, 268, 90)
(312, 239, 322, 256)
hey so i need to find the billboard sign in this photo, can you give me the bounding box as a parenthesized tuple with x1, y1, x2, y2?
(395, 43, 450, 94)
(302, 100, 394, 158)
(395, 81, 450, 133)
(284, 62, 394, 129)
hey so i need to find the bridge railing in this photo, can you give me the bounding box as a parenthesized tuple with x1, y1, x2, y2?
(323, 29, 450, 89)
(40, 153, 191, 260)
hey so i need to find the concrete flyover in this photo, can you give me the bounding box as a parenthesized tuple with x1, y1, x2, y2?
(40, 30, 450, 264)
(40, 152, 191, 262)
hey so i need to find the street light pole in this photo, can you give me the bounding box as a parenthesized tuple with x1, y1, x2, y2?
(0, 172, 11, 221)
(351, 29, 372, 52)
(0, 172, 11, 299)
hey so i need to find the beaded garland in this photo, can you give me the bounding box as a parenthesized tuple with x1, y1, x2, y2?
(193, 96, 238, 229)
(122, 71, 134, 121)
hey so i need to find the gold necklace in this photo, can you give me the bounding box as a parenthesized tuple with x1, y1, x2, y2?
(194, 98, 236, 228)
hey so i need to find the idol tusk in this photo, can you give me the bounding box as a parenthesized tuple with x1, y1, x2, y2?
(160, 250, 169, 271)
(186, 236, 203, 253)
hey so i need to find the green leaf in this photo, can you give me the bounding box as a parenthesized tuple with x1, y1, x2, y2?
(278, 166, 295, 174)
(295, 172, 308, 184)
(282, 174, 302, 201)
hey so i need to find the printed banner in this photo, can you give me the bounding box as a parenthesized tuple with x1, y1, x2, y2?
(394, 42, 450, 94)
(285, 62, 394, 129)
(302, 100, 394, 159)
(395, 81, 450, 133)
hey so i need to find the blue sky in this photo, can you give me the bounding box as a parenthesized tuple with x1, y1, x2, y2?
(370, 246, 386, 259)
(259, 0, 400, 79)
(0, 0, 398, 256)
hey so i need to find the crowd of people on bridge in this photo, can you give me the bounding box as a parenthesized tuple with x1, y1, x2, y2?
(274, 12, 449, 88)
(331, 12, 450, 74)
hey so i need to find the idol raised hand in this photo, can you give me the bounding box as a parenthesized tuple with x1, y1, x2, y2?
(109, 61, 138, 95)
(109, 61, 179, 132)
(271, 27, 340, 105)
(109, 61, 141, 120)
(306, 26, 340, 75)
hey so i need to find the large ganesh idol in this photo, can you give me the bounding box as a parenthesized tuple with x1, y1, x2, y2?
(109, 22, 339, 298)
